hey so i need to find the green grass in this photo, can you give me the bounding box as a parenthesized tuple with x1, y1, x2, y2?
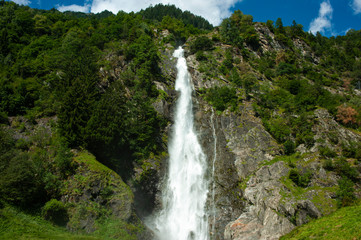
(0, 205, 142, 240)
(262, 153, 301, 167)
(0, 206, 101, 240)
(281, 203, 361, 240)
(74, 151, 113, 176)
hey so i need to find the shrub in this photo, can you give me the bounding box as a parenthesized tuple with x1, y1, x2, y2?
(289, 169, 300, 184)
(229, 68, 241, 86)
(356, 148, 361, 161)
(265, 117, 291, 143)
(15, 138, 29, 150)
(319, 146, 337, 158)
(342, 141, 361, 159)
(334, 158, 358, 181)
(54, 144, 75, 178)
(276, 62, 297, 76)
(336, 105, 358, 126)
(242, 73, 258, 98)
(336, 177, 356, 207)
(323, 158, 334, 171)
(205, 86, 237, 112)
(42, 199, 68, 226)
(0, 111, 8, 124)
(289, 168, 311, 188)
(0, 152, 44, 207)
(223, 58, 233, 69)
(284, 140, 295, 155)
(195, 51, 207, 61)
(212, 35, 220, 42)
(189, 36, 213, 54)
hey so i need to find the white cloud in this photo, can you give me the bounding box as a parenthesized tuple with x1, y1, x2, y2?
(309, 0, 333, 34)
(57, 4, 91, 13)
(350, 0, 361, 14)
(12, 0, 31, 5)
(90, 0, 242, 26)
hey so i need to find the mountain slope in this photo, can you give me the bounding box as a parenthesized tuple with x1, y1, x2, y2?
(1, 2, 361, 240)
(281, 203, 361, 240)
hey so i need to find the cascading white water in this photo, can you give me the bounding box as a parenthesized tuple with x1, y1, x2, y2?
(153, 46, 209, 240)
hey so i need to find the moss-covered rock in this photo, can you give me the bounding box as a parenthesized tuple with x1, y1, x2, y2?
(61, 151, 134, 233)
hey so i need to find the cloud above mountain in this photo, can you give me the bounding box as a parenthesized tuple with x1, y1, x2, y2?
(57, 3, 91, 12)
(309, 0, 333, 34)
(89, 0, 242, 26)
(12, 0, 31, 5)
(350, 0, 361, 14)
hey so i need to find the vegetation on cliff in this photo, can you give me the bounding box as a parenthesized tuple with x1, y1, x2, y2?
(0, 1, 361, 238)
(281, 202, 361, 240)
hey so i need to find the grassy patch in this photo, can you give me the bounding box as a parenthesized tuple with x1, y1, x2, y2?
(311, 187, 338, 215)
(280, 176, 306, 201)
(63, 151, 133, 199)
(281, 203, 361, 240)
(263, 153, 300, 167)
(0, 205, 144, 240)
(93, 216, 144, 240)
(74, 151, 113, 176)
(280, 174, 338, 218)
(0, 206, 100, 240)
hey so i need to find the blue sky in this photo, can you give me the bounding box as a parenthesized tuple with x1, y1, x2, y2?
(11, 0, 361, 37)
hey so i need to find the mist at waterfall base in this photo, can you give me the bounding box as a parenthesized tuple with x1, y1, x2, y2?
(148, 47, 210, 240)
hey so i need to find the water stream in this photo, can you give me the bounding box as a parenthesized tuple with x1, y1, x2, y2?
(153, 46, 209, 240)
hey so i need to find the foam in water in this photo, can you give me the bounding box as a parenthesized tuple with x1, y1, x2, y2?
(152, 46, 209, 240)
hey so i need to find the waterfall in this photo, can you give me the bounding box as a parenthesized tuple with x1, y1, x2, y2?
(210, 108, 217, 238)
(153, 46, 209, 240)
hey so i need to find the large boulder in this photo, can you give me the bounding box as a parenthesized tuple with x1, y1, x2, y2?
(61, 151, 134, 233)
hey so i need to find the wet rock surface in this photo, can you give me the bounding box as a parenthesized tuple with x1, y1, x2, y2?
(140, 44, 361, 240)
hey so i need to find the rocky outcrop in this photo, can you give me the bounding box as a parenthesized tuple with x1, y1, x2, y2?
(194, 103, 243, 240)
(254, 23, 283, 53)
(194, 102, 292, 240)
(62, 151, 134, 233)
(224, 161, 320, 240)
(216, 106, 361, 240)
(187, 54, 228, 90)
(220, 103, 280, 180)
(7, 116, 56, 142)
(254, 23, 319, 64)
(311, 108, 361, 152)
(188, 78, 284, 240)
(185, 47, 347, 239)
(143, 41, 361, 240)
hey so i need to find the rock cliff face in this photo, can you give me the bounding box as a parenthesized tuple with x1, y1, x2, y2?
(144, 34, 361, 239)
(189, 66, 298, 239)
(196, 103, 360, 238)
(152, 45, 289, 239)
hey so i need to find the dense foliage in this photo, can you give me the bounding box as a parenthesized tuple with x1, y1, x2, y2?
(0, 2, 174, 177)
(0, 2, 216, 225)
(139, 4, 213, 30)
(1, 1, 361, 238)
(0, 1, 172, 213)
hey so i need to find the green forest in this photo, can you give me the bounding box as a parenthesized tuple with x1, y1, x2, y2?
(1, 1, 361, 239)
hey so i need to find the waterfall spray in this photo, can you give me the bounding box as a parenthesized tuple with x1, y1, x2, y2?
(153, 46, 209, 240)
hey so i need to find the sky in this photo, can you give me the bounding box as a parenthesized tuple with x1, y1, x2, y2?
(11, 0, 361, 37)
